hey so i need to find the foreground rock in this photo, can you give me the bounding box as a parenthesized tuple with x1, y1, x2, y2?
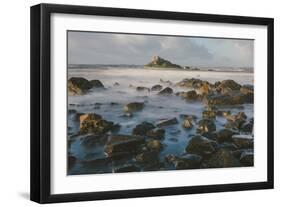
(166, 154, 202, 169)
(176, 90, 201, 101)
(215, 129, 236, 143)
(197, 119, 216, 133)
(146, 139, 163, 151)
(68, 77, 93, 95)
(79, 113, 114, 134)
(132, 122, 155, 136)
(203, 148, 241, 168)
(104, 134, 146, 157)
(136, 86, 150, 92)
(151, 84, 163, 91)
(217, 79, 241, 92)
(232, 134, 254, 149)
(90, 80, 104, 88)
(146, 128, 165, 139)
(123, 102, 144, 113)
(113, 164, 141, 173)
(240, 150, 254, 166)
(136, 151, 159, 164)
(176, 78, 208, 89)
(186, 135, 217, 156)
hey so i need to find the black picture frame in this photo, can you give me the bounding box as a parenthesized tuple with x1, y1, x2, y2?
(30, 3, 274, 204)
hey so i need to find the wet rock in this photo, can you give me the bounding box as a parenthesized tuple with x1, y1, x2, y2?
(105, 134, 146, 157)
(114, 164, 141, 173)
(202, 110, 216, 119)
(160, 79, 173, 85)
(68, 155, 76, 169)
(201, 132, 217, 141)
(113, 82, 120, 86)
(176, 78, 206, 89)
(136, 86, 150, 92)
(216, 129, 237, 143)
(240, 84, 254, 95)
(199, 83, 211, 95)
(204, 93, 245, 105)
(197, 119, 216, 133)
(176, 90, 199, 101)
(158, 87, 173, 95)
(81, 157, 112, 167)
(204, 148, 241, 168)
(240, 150, 254, 166)
(146, 139, 163, 151)
(136, 151, 159, 164)
(218, 79, 241, 91)
(68, 77, 93, 95)
(232, 135, 254, 149)
(79, 113, 114, 134)
(81, 134, 108, 147)
(151, 84, 163, 91)
(174, 154, 203, 169)
(132, 122, 155, 136)
(165, 154, 178, 163)
(156, 118, 178, 127)
(225, 112, 247, 130)
(123, 102, 144, 113)
(146, 128, 165, 139)
(240, 121, 253, 133)
(216, 110, 231, 117)
(186, 135, 217, 156)
(90, 79, 104, 88)
(182, 117, 193, 129)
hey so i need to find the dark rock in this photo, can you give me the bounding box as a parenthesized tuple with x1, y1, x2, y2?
(156, 118, 178, 127)
(151, 84, 163, 91)
(232, 135, 254, 149)
(146, 139, 163, 151)
(197, 119, 216, 133)
(216, 110, 231, 117)
(216, 129, 236, 143)
(225, 112, 247, 130)
(104, 134, 146, 157)
(132, 122, 155, 136)
(240, 84, 254, 95)
(240, 150, 254, 166)
(68, 155, 76, 169)
(176, 78, 206, 89)
(90, 80, 104, 88)
(68, 77, 93, 95)
(240, 121, 253, 133)
(114, 164, 141, 173)
(174, 154, 202, 169)
(158, 87, 173, 95)
(136, 86, 150, 92)
(146, 128, 165, 139)
(218, 80, 241, 91)
(176, 90, 199, 101)
(136, 151, 159, 164)
(79, 113, 114, 134)
(201, 132, 217, 141)
(165, 154, 178, 163)
(123, 102, 144, 113)
(204, 93, 245, 105)
(204, 148, 241, 168)
(114, 82, 120, 86)
(186, 135, 217, 156)
(81, 134, 108, 147)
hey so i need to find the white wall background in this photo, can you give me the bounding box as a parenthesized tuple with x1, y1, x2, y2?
(0, 0, 279, 206)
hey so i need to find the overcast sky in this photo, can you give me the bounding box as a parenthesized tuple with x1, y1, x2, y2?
(68, 31, 253, 68)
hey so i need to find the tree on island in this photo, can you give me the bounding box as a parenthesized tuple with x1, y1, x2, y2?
(145, 55, 182, 69)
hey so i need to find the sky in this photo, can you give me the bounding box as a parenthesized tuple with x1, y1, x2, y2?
(68, 31, 254, 68)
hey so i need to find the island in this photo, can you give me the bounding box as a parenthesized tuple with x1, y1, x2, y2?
(145, 55, 182, 69)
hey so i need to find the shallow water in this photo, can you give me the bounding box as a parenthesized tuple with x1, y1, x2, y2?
(67, 68, 254, 175)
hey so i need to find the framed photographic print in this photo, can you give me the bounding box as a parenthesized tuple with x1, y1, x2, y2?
(30, 3, 274, 203)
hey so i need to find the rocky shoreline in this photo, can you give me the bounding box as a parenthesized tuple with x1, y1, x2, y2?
(67, 76, 254, 175)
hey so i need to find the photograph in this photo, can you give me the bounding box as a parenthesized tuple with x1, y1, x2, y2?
(67, 31, 254, 175)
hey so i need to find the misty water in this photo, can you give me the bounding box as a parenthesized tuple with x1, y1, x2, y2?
(67, 67, 254, 175)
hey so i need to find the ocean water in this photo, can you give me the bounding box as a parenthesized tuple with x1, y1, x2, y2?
(67, 68, 254, 175)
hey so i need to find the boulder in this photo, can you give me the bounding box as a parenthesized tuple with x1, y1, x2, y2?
(132, 122, 155, 136)
(186, 135, 217, 156)
(199, 83, 211, 95)
(176, 90, 199, 101)
(173, 154, 203, 169)
(240, 121, 253, 133)
(176, 78, 206, 89)
(68, 155, 76, 169)
(232, 135, 254, 149)
(79, 113, 114, 134)
(218, 80, 241, 91)
(123, 102, 144, 113)
(146, 139, 163, 151)
(136, 151, 159, 164)
(240, 84, 254, 95)
(90, 79, 104, 88)
(216, 110, 231, 117)
(104, 134, 146, 157)
(151, 84, 163, 91)
(156, 118, 178, 127)
(68, 77, 93, 95)
(204, 93, 245, 105)
(158, 87, 173, 95)
(146, 128, 165, 139)
(204, 148, 241, 168)
(197, 119, 216, 133)
(225, 112, 247, 130)
(215, 129, 236, 143)
(240, 150, 254, 166)
(80, 134, 108, 147)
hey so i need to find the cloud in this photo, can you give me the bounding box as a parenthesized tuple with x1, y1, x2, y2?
(68, 31, 253, 68)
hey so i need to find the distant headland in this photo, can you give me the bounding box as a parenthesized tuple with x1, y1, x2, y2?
(145, 55, 182, 69)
